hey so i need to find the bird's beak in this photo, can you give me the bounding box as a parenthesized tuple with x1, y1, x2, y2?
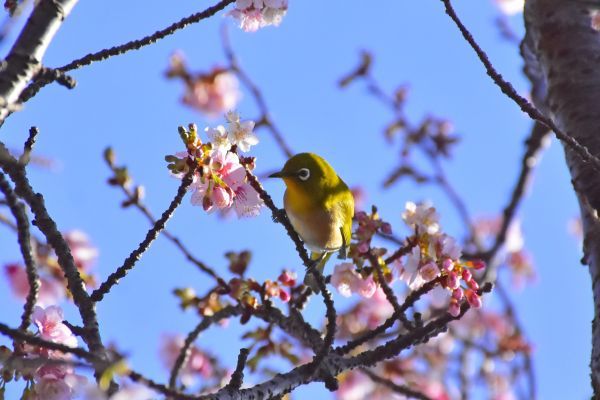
(269, 170, 291, 178)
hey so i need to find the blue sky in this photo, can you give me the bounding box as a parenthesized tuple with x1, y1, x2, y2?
(0, 1, 591, 398)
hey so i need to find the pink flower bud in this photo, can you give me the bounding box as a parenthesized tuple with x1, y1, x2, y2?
(445, 271, 460, 290)
(448, 300, 461, 317)
(278, 271, 297, 287)
(461, 269, 472, 282)
(465, 289, 482, 308)
(452, 287, 464, 300)
(279, 290, 291, 302)
(212, 186, 233, 208)
(468, 279, 479, 291)
(442, 258, 454, 271)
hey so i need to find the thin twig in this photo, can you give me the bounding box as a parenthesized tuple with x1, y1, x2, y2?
(361, 368, 432, 400)
(480, 122, 549, 278)
(369, 251, 414, 331)
(224, 348, 250, 391)
(169, 306, 242, 389)
(0, 321, 103, 364)
(110, 170, 222, 284)
(440, 0, 600, 172)
(0, 172, 38, 331)
(222, 25, 294, 159)
(91, 166, 196, 302)
(335, 277, 442, 355)
(19, 0, 236, 104)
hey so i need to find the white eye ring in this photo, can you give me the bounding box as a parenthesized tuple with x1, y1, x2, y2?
(298, 168, 310, 181)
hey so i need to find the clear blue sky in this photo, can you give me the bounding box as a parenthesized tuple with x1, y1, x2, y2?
(0, 1, 591, 399)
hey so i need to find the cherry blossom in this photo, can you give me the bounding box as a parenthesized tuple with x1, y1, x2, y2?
(225, 111, 259, 152)
(170, 119, 263, 217)
(331, 263, 377, 298)
(402, 201, 440, 235)
(229, 0, 288, 32)
(32, 306, 78, 349)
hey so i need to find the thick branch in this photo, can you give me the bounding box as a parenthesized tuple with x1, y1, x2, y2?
(0, 0, 78, 123)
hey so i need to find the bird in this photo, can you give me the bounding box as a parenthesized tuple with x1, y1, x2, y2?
(269, 153, 354, 293)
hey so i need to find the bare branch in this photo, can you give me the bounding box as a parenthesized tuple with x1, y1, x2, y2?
(91, 166, 196, 302)
(0, 172, 38, 331)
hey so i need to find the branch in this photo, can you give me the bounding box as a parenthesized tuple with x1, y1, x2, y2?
(0, 142, 108, 365)
(360, 368, 432, 400)
(0, 321, 103, 365)
(19, 0, 236, 105)
(0, 172, 38, 332)
(222, 26, 294, 159)
(439, 0, 600, 172)
(480, 121, 549, 278)
(0, 0, 78, 123)
(224, 348, 250, 391)
(169, 306, 242, 389)
(91, 166, 196, 302)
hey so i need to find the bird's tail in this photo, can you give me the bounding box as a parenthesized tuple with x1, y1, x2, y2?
(304, 252, 332, 293)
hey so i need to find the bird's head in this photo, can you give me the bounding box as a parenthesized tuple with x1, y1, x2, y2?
(269, 153, 339, 194)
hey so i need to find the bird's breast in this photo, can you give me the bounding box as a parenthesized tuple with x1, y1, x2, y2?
(284, 190, 343, 253)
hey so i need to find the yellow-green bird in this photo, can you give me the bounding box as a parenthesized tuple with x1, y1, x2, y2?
(269, 153, 354, 292)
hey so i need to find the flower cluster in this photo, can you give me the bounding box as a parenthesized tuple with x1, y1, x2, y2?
(228, 0, 288, 32)
(353, 206, 392, 255)
(336, 288, 394, 338)
(166, 113, 262, 218)
(400, 202, 485, 316)
(331, 263, 377, 299)
(21, 306, 86, 400)
(166, 53, 241, 118)
(229, 270, 296, 309)
(4, 231, 98, 306)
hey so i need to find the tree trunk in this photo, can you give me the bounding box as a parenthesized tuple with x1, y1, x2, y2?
(524, 0, 600, 395)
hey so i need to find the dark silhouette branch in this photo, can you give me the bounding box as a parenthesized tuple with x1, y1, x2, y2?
(91, 166, 196, 302)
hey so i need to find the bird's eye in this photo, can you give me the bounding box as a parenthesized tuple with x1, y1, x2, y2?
(297, 168, 310, 181)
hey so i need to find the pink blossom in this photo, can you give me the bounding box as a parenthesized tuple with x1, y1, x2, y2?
(182, 68, 240, 117)
(64, 230, 98, 271)
(32, 306, 78, 349)
(31, 376, 73, 400)
(225, 111, 258, 152)
(399, 246, 425, 290)
(419, 261, 440, 282)
(232, 182, 263, 217)
(190, 146, 262, 217)
(4, 264, 65, 306)
(402, 201, 440, 235)
(331, 263, 360, 297)
(229, 0, 288, 32)
(356, 274, 377, 299)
